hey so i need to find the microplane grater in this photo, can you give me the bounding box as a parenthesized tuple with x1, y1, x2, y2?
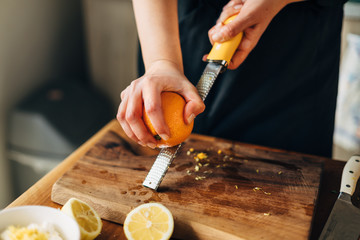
(143, 62, 225, 190)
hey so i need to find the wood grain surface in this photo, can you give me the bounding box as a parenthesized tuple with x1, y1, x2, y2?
(51, 127, 324, 240)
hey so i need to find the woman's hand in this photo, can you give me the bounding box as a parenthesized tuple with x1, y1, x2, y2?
(206, 0, 303, 69)
(117, 60, 205, 148)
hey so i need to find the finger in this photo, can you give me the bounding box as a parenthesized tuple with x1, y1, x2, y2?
(208, 23, 223, 45)
(129, 114, 157, 149)
(227, 44, 250, 70)
(125, 87, 157, 148)
(222, 0, 235, 10)
(213, 8, 253, 43)
(222, 0, 244, 10)
(179, 86, 206, 125)
(228, 25, 264, 69)
(202, 54, 208, 62)
(208, 26, 216, 45)
(142, 86, 170, 141)
(120, 89, 126, 100)
(117, 97, 141, 144)
(217, 4, 242, 25)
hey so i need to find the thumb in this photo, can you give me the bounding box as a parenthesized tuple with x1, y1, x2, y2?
(180, 89, 205, 125)
(212, 13, 252, 43)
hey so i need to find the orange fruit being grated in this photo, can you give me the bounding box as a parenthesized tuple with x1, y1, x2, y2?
(143, 91, 193, 148)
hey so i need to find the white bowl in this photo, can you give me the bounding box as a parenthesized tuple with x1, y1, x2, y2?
(0, 205, 80, 240)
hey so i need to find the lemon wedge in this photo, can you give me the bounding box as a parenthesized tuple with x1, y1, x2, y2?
(124, 203, 174, 240)
(61, 197, 102, 240)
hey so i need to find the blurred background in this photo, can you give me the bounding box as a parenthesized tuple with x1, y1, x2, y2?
(0, 0, 359, 209)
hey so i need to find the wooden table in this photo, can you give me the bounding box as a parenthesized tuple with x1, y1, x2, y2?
(6, 120, 346, 240)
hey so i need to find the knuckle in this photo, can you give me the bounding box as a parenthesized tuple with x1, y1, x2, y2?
(208, 27, 215, 36)
(116, 113, 122, 122)
(129, 81, 136, 90)
(126, 131, 137, 140)
(129, 79, 141, 90)
(198, 102, 206, 113)
(145, 102, 161, 115)
(116, 110, 126, 122)
(142, 76, 158, 89)
(141, 76, 153, 85)
(125, 112, 139, 123)
(120, 90, 126, 100)
(222, 25, 235, 38)
(137, 133, 149, 143)
(192, 102, 205, 115)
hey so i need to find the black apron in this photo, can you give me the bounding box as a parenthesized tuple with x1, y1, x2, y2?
(138, 0, 345, 157)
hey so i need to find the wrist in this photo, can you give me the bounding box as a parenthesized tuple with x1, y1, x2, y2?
(146, 59, 184, 75)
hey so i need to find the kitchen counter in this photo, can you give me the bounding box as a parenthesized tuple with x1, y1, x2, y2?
(6, 119, 347, 239)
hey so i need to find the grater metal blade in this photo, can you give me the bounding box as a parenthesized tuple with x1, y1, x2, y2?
(143, 62, 224, 190)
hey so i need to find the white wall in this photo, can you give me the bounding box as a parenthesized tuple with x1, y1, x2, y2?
(0, 0, 85, 208)
(333, 2, 360, 161)
(0, 8, 11, 206)
(0, 0, 137, 207)
(83, 0, 138, 109)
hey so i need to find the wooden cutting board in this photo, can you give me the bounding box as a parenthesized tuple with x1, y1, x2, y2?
(51, 126, 324, 240)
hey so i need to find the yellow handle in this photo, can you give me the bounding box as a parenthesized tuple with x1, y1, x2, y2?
(207, 15, 243, 65)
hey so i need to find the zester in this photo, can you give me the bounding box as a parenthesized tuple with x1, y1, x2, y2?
(143, 15, 243, 190)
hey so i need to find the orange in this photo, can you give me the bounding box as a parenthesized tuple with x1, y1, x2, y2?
(143, 91, 193, 148)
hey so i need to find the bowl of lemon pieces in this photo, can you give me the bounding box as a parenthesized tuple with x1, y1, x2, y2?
(0, 198, 102, 240)
(0, 205, 80, 240)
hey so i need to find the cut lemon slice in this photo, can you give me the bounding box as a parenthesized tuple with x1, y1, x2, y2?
(124, 203, 174, 240)
(61, 197, 102, 240)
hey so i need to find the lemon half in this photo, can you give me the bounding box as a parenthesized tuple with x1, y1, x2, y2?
(61, 197, 102, 240)
(124, 203, 174, 240)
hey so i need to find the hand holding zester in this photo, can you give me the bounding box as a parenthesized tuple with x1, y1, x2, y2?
(206, 0, 304, 69)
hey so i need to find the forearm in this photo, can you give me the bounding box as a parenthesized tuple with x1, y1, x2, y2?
(132, 0, 183, 72)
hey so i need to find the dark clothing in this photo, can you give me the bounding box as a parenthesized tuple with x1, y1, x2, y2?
(138, 0, 345, 157)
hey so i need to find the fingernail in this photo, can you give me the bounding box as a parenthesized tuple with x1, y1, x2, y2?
(212, 33, 223, 42)
(215, 22, 222, 28)
(147, 143, 156, 149)
(234, 4, 242, 9)
(159, 134, 169, 141)
(187, 114, 195, 124)
(138, 141, 146, 147)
